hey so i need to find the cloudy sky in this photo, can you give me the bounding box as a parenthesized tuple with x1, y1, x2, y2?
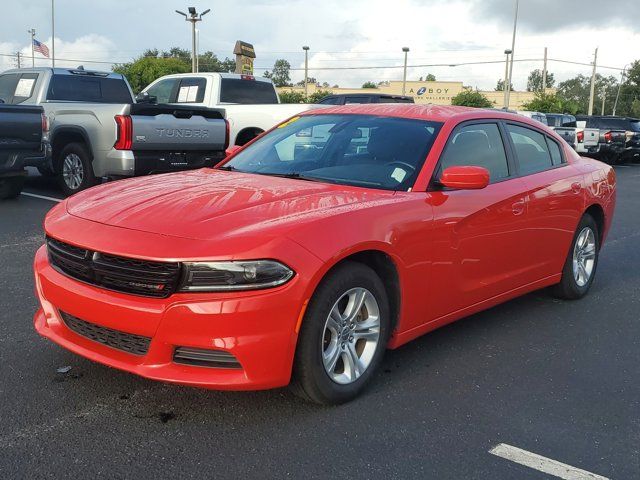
(1, 0, 638, 90)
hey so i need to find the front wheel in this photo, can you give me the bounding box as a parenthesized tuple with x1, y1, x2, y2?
(292, 262, 390, 405)
(57, 143, 97, 196)
(553, 214, 600, 299)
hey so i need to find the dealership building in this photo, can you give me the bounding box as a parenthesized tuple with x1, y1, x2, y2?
(278, 80, 540, 109)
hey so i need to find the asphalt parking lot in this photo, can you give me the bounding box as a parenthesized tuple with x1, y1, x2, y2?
(1, 166, 639, 479)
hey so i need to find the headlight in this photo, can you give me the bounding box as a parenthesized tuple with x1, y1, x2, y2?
(178, 260, 294, 292)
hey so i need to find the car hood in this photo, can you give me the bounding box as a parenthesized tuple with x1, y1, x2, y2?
(66, 169, 395, 241)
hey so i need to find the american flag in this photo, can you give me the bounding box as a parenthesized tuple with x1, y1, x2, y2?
(33, 39, 50, 58)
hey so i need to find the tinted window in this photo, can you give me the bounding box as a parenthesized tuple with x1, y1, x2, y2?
(318, 96, 342, 105)
(628, 120, 640, 132)
(145, 78, 179, 103)
(0, 74, 19, 104)
(383, 97, 413, 104)
(439, 123, 509, 182)
(47, 75, 132, 103)
(220, 78, 278, 104)
(225, 114, 442, 191)
(345, 96, 371, 104)
(507, 124, 553, 175)
(546, 138, 564, 166)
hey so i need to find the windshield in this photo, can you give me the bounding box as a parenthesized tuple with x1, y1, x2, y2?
(222, 114, 442, 191)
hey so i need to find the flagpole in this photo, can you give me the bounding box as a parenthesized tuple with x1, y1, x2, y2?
(51, 0, 55, 67)
(28, 29, 36, 67)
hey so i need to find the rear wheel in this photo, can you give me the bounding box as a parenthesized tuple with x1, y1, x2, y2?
(553, 214, 599, 299)
(292, 262, 390, 405)
(57, 143, 97, 196)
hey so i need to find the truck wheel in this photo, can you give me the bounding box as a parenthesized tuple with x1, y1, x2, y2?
(0, 176, 25, 200)
(57, 143, 97, 196)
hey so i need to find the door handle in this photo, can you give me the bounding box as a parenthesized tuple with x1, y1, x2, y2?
(512, 199, 526, 216)
(571, 182, 582, 194)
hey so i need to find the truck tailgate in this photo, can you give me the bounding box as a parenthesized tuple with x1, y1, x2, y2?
(129, 104, 226, 151)
(0, 105, 43, 152)
(552, 127, 575, 146)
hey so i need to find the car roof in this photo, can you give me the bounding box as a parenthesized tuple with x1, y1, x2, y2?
(323, 93, 412, 99)
(300, 103, 534, 124)
(2, 67, 123, 79)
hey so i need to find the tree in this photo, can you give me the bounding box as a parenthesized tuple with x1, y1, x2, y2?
(425, 73, 436, 81)
(615, 60, 640, 116)
(527, 69, 555, 92)
(279, 91, 306, 104)
(362, 81, 377, 88)
(308, 89, 333, 103)
(495, 79, 513, 91)
(113, 56, 191, 94)
(521, 92, 565, 113)
(296, 77, 317, 87)
(451, 90, 493, 108)
(271, 59, 291, 87)
(557, 73, 619, 115)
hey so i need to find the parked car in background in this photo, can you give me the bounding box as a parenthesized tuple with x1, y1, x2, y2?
(35, 105, 616, 404)
(317, 93, 414, 105)
(575, 115, 633, 164)
(517, 110, 548, 125)
(140, 73, 324, 147)
(0, 68, 228, 195)
(546, 113, 577, 148)
(0, 103, 50, 199)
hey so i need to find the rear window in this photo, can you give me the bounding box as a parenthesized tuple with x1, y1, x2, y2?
(47, 75, 132, 103)
(219, 78, 278, 104)
(629, 121, 640, 132)
(381, 97, 413, 104)
(0, 73, 39, 104)
(318, 96, 342, 105)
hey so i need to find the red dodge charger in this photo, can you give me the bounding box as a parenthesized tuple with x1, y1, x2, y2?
(34, 105, 616, 404)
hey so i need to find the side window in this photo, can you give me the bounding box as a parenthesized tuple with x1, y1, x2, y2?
(345, 96, 370, 104)
(176, 77, 206, 103)
(319, 96, 341, 105)
(439, 123, 509, 182)
(546, 138, 564, 166)
(146, 78, 180, 104)
(0, 73, 38, 104)
(506, 124, 553, 175)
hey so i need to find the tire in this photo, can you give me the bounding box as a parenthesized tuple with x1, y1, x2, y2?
(553, 214, 600, 300)
(0, 175, 25, 199)
(57, 143, 97, 196)
(292, 262, 391, 405)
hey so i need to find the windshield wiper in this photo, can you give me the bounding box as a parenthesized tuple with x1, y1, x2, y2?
(216, 165, 238, 171)
(253, 171, 326, 183)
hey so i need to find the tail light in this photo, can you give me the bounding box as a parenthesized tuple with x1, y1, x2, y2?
(577, 131, 584, 143)
(41, 113, 49, 134)
(604, 131, 613, 143)
(114, 115, 132, 150)
(240, 75, 255, 80)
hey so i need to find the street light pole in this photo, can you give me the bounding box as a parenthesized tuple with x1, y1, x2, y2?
(51, 0, 55, 67)
(588, 47, 599, 116)
(542, 47, 548, 91)
(303, 46, 310, 99)
(503, 49, 512, 109)
(175, 7, 210, 73)
(402, 47, 410, 96)
(613, 64, 628, 116)
(505, 0, 519, 109)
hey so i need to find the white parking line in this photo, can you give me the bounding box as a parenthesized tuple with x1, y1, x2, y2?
(20, 192, 62, 202)
(489, 443, 609, 480)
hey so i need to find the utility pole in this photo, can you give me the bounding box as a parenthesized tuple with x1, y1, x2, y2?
(51, 0, 55, 67)
(303, 46, 310, 99)
(15, 52, 21, 69)
(505, 0, 519, 109)
(402, 47, 410, 96)
(613, 64, 628, 116)
(175, 7, 210, 73)
(503, 49, 512, 108)
(28, 28, 36, 67)
(588, 47, 598, 116)
(542, 47, 548, 91)
(601, 87, 606, 115)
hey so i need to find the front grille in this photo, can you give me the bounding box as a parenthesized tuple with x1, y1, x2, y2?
(173, 347, 241, 369)
(46, 237, 181, 298)
(60, 311, 151, 356)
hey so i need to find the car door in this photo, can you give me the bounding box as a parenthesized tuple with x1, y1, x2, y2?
(427, 121, 530, 320)
(504, 122, 585, 280)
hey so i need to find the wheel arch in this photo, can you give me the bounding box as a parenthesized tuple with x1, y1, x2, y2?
(50, 126, 93, 167)
(234, 127, 264, 146)
(584, 203, 605, 245)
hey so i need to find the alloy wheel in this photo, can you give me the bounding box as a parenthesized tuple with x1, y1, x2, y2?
(321, 287, 381, 385)
(572, 226, 596, 287)
(62, 153, 84, 191)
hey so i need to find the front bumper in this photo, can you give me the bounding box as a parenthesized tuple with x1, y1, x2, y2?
(33, 245, 307, 390)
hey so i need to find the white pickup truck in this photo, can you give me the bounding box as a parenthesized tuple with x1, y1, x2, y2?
(140, 73, 323, 146)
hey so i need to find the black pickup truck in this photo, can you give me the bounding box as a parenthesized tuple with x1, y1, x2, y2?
(0, 104, 50, 199)
(575, 115, 637, 164)
(317, 93, 414, 105)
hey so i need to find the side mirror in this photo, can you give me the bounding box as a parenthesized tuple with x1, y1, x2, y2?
(135, 92, 157, 104)
(225, 145, 242, 157)
(439, 166, 490, 190)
